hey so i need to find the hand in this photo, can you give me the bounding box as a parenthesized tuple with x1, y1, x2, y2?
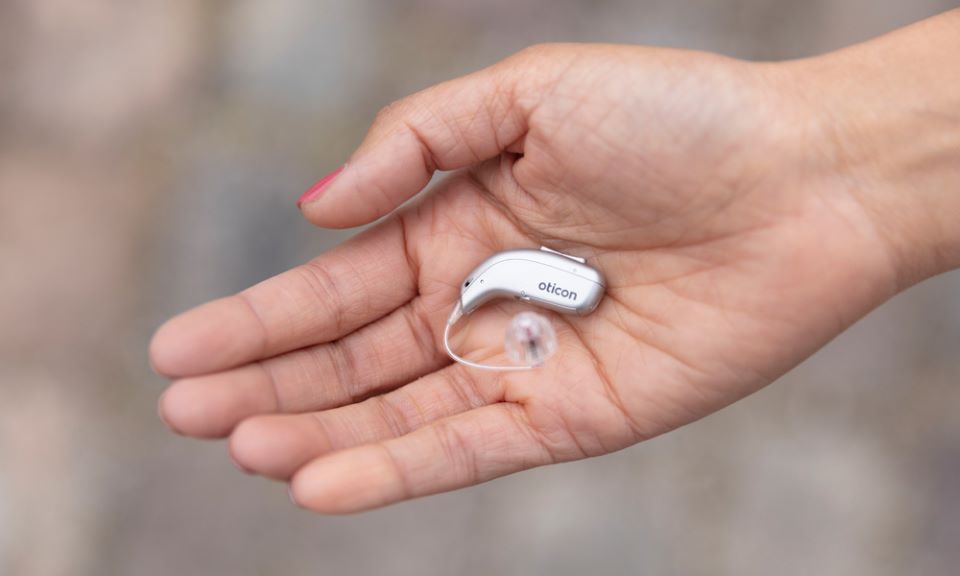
(151, 13, 960, 513)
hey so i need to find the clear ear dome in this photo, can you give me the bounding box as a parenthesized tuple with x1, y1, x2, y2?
(504, 311, 558, 366)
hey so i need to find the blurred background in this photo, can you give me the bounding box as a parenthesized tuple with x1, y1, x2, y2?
(1, 1, 959, 575)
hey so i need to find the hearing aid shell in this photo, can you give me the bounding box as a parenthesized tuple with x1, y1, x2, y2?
(458, 246, 605, 316)
(444, 246, 605, 372)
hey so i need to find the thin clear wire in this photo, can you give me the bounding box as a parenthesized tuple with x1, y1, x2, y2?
(443, 303, 536, 372)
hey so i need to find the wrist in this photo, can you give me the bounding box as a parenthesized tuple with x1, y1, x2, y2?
(784, 9, 960, 289)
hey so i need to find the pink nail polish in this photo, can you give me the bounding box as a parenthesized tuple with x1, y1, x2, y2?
(297, 164, 345, 208)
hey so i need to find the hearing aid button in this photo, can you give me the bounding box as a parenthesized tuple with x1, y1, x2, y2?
(539, 245, 586, 264)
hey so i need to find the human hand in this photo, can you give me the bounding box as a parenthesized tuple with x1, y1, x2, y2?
(151, 12, 960, 513)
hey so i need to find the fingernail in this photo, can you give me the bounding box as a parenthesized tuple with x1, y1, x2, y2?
(288, 483, 302, 507)
(157, 390, 182, 435)
(297, 164, 345, 208)
(229, 449, 254, 475)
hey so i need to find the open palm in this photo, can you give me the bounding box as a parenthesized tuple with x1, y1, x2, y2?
(151, 45, 898, 513)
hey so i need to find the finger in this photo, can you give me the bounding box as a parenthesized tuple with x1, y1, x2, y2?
(289, 403, 555, 513)
(150, 217, 416, 378)
(158, 296, 450, 438)
(228, 363, 505, 480)
(299, 47, 562, 228)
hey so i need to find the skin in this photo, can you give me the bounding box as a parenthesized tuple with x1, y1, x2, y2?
(151, 10, 960, 513)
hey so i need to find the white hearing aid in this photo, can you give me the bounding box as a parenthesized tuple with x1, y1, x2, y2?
(443, 246, 605, 371)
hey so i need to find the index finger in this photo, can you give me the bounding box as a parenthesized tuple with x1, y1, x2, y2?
(150, 217, 417, 378)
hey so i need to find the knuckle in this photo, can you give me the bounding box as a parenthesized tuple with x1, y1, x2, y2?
(374, 98, 407, 125)
(325, 338, 359, 402)
(402, 302, 442, 364)
(299, 256, 368, 334)
(432, 419, 478, 483)
(513, 42, 557, 62)
(375, 390, 423, 437)
(298, 261, 346, 329)
(379, 443, 413, 500)
(335, 332, 386, 395)
(442, 366, 488, 410)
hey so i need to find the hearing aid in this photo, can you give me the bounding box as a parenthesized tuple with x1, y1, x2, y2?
(443, 246, 605, 371)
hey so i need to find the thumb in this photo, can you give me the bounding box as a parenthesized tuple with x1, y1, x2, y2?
(297, 46, 556, 228)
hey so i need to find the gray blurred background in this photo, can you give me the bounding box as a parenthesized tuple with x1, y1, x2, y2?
(1, 1, 959, 575)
